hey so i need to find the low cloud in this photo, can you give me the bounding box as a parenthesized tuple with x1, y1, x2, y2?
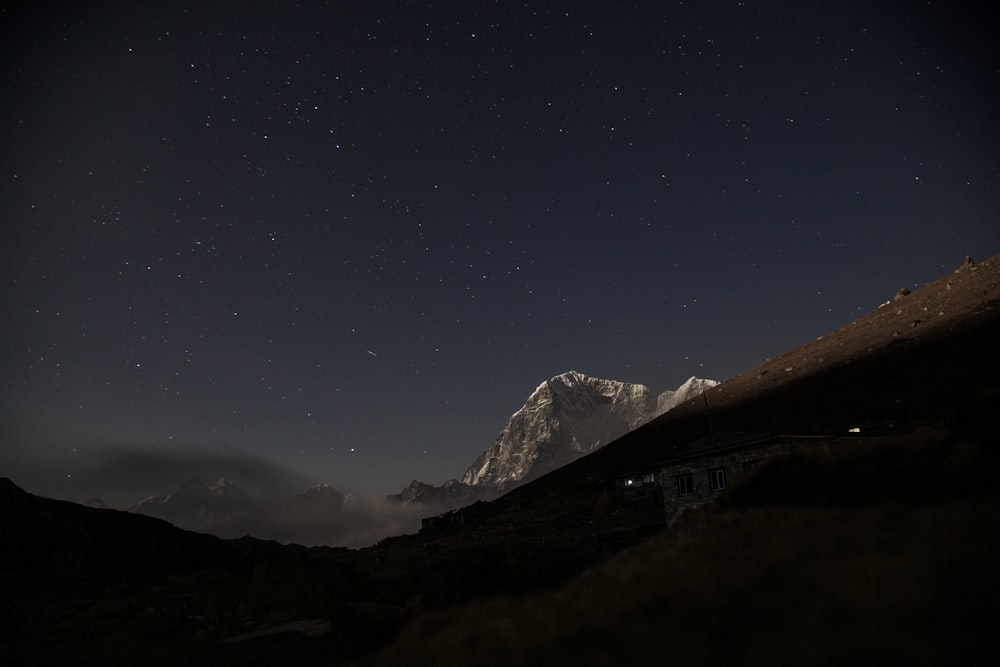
(130, 485, 440, 549)
(202, 493, 435, 548)
(48, 442, 319, 506)
(9, 441, 443, 548)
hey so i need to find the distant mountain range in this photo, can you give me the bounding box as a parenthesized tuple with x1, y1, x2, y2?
(132, 476, 261, 529)
(132, 476, 351, 524)
(129, 477, 367, 546)
(126, 371, 716, 544)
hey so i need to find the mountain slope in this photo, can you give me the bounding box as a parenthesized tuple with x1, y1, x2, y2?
(367, 437, 1000, 667)
(501, 254, 1000, 510)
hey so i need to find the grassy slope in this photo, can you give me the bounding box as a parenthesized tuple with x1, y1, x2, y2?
(360, 258, 1000, 665)
(366, 431, 1000, 666)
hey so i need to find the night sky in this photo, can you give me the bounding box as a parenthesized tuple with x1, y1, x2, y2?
(3, 2, 997, 504)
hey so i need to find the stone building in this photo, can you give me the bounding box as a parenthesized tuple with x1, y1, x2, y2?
(420, 500, 488, 532)
(658, 432, 842, 523)
(614, 469, 662, 507)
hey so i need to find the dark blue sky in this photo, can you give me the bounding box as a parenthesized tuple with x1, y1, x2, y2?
(2, 1, 997, 502)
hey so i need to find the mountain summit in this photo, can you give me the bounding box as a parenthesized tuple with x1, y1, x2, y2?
(461, 370, 716, 491)
(131, 476, 259, 529)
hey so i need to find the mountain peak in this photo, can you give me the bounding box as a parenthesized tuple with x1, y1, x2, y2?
(292, 483, 345, 504)
(166, 477, 211, 503)
(132, 475, 259, 530)
(461, 373, 715, 491)
(209, 477, 231, 492)
(657, 377, 720, 414)
(547, 369, 588, 384)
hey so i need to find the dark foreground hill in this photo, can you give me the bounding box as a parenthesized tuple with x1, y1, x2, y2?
(364, 431, 1000, 666)
(2, 254, 998, 665)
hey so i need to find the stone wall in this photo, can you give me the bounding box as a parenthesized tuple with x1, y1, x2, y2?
(659, 435, 833, 523)
(614, 470, 663, 508)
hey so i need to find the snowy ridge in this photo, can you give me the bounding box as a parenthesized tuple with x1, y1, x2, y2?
(656, 376, 720, 414)
(131, 476, 260, 525)
(461, 370, 717, 491)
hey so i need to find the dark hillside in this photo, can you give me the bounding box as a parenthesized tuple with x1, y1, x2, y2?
(352, 254, 1000, 665)
(363, 429, 1000, 666)
(0, 478, 307, 665)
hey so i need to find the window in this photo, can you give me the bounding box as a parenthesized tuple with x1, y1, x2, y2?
(676, 473, 694, 496)
(741, 460, 757, 473)
(708, 467, 727, 491)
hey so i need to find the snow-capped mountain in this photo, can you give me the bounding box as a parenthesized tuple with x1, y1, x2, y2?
(129, 477, 416, 548)
(390, 478, 496, 509)
(656, 376, 720, 414)
(287, 483, 346, 512)
(131, 476, 259, 527)
(461, 370, 718, 492)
